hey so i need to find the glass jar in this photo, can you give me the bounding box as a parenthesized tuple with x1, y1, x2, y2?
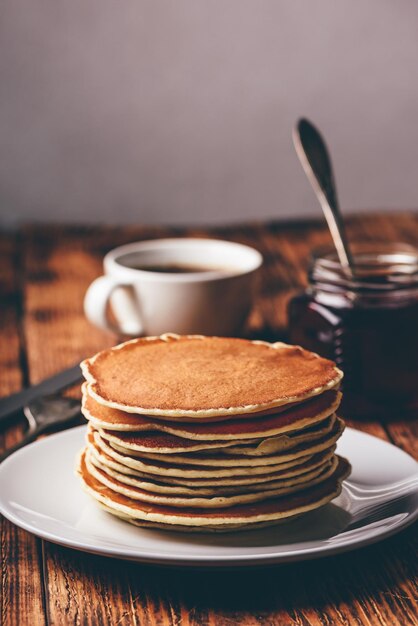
(288, 243, 418, 419)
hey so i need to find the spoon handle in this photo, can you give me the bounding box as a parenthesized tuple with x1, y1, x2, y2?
(293, 118, 354, 274)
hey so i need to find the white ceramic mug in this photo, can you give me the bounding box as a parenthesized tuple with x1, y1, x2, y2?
(84, 238, 263, 336)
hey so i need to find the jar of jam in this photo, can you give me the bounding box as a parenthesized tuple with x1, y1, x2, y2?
(288, 243, 418, 419)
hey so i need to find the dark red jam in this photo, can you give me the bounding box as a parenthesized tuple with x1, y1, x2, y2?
(288, 244, 418, 419)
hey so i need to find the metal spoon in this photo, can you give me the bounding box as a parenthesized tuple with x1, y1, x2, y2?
(293, 118, 355, 275)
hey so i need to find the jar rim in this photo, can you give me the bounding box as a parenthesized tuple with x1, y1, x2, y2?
(309, 241, 418, 295)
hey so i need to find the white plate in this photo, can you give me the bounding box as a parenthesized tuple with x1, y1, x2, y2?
(0, 426, 417, 567)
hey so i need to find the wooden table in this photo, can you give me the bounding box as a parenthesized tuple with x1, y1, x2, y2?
(1, 213, 417, 626)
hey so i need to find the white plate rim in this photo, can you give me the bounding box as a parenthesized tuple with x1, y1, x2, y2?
(0, 425, 417, 567)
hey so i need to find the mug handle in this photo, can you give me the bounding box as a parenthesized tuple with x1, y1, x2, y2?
(83, 275, 143, 336)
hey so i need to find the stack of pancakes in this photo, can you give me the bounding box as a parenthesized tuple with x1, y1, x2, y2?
(77, 334, 350, 532)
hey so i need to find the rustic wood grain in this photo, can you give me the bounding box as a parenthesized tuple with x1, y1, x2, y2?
(1, 214, 417, 626)
(37, 523, 417, 626)
(0, 233, 46, 626)
(21, 226, 146, 626)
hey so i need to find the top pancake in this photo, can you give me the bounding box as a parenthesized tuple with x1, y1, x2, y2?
(81, 334, 342, 418)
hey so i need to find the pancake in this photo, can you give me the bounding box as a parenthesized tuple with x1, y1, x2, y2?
(92, 429, 330, 479)
(88, 426, 335, 486)
(88, 448, 337, 497)
(85, 450, 340, 508)
(87, 432, 336, 487)
(82, 389, 298, 427)
(97, 426, 250, 455)
(77, 451, 350, 530)
(97, 503, 305, 532)
(100, 414, 337, 458)
(217, 415, 337, 456)
(81, 334, 342, 418)
(82, 385, 341, 440)
(103, 418, 344, 467)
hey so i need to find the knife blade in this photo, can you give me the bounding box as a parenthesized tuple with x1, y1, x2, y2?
(0, 363, 83, 423)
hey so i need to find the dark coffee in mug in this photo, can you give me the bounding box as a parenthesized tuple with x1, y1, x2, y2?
(130, 263, 233, 274)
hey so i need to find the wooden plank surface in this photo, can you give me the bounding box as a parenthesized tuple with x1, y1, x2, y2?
(1, 214, 417, 626)
(0, 233, 46, 626)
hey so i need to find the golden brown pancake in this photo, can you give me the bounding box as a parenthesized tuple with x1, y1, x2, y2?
(103, 418, 344, 467)
(98, 427, 249, 455)
(87, 432, 336, 487)
(97, 504, 303, 532)
(98, 414, 336, 457)
(88, 449, 337, 497)
(216, 415, 337, 456)
(77, 451, 350, 530)
(82, 385, 341, 440)
(85, 450, 340, 509)
(88, 429, 336, 483)
(92, 428, 335, 479)
(81, 334, 342, 418)
(81, 382, 338, 430)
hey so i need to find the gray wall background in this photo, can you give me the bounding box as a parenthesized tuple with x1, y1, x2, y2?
(1, 1, 418, 227)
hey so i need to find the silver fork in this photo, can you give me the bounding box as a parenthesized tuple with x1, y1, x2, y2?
(0, 395, 81, 463)
(343, 477, 418, 531)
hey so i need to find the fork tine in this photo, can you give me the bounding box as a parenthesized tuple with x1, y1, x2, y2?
(345, 490, 417, 530)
